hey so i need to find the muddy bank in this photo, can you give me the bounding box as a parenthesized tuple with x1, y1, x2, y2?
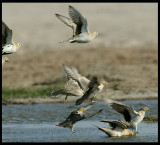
(3, 93, 157, 105)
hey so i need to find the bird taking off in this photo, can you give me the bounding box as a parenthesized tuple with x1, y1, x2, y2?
(103, 97, 148, 134)
(54, 103, 103, 132)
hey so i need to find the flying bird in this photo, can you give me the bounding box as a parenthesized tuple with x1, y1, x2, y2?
(51, 64, 109, 103)
(51, 79, 84, 100)
(51, 64, 88, 100)
(103, 98, 148, 133)
(55, 5, 98, 43)
(2, 21, 21, 55)
(54, 103, 103, 132)
(93, 120, 134, 137)
(71, 76, 108, 107)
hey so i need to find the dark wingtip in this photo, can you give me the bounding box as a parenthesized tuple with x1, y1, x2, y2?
(55, 13, 60, 17)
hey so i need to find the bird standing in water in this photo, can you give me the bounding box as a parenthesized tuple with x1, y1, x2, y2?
(93, 120, 134, 137)
(103, 98, 148, 134)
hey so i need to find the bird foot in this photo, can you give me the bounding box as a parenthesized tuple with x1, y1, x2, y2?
(71, 128, 75, 133)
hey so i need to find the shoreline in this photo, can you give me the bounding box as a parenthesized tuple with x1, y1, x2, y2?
(3, 95, 158, 105)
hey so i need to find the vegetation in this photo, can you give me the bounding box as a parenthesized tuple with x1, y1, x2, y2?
(143, 114, 158, 122)
(2, 82, 64, 105)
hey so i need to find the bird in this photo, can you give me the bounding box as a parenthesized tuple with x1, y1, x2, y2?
(51, 79, 84, 100)
(2, 21, 21, 55)
(51, 64, 88, 100)
(51, 64, 109, 103)
(70, 76, 109, 107)
(2, 57, 10, 65)
(54, 103, 103, 133)
(62, 63, 90, 92)
(55, 5, 98, 43)
(103, 98, 148, 134)
(93, 120, 134, 137)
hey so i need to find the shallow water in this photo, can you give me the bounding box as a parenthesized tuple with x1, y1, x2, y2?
(2, 100, 158, 142)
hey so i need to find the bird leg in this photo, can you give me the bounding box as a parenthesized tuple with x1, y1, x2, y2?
(71, 126, 75, 133)
(65, 95, 68, 100)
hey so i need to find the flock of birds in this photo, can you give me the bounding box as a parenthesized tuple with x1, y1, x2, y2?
(2, 5, 148, 137)
(51, 63, 148, 137)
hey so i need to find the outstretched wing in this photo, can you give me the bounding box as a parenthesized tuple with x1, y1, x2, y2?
(64, 79, 84, 96)
(85, 109, 103, 118)
(88, 76, 100, 89)
(55, 14, 77, 36)
(68, 5, 89, 35)
(2, 21, 13, 46)
(103, 98, 138, 122)
(101, 120, 130, 129)
(63, 64, 90, 90)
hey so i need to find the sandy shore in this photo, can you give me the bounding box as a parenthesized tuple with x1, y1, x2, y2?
(2, 3, 158, 104)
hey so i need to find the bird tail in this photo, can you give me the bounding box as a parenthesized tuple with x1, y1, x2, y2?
(59, 37, 73, 43)
(51, 89, 64, 97)
(54, 123, 60, 126)
(67, 104, 76, 109)
(74, 89, 91, 105)
(92, 124, 112, 137)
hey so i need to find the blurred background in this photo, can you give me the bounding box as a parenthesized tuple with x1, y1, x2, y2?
(2, 3, 158, 103)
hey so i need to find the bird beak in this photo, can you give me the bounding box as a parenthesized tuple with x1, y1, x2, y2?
(143, 108, 148, 112)
(17, 43, 21, 47)
(83, 105, 93, 111)
(79, 108, 85, 112)
(129, 131, 134, 136)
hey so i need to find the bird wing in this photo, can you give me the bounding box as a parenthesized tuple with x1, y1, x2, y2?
(67, 109, 85, 124)
(85, 109, 103, 118)
(2, 21, 13, 46)
(68, 5, 89, 35)
(101, 120, 128, 129)
(63, 64, 90, 90)
(74, 77, 100, 105)
(66, 110, 77, 121)
(55, 14, 77, 36)
(88, 76, 100, 89)
(75, 89, 92, 105)
(64, 79, 84, 96)
(103, 98, 138, 122)
(83, 102, 95, 111)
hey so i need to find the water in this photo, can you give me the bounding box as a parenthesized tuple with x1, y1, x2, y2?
(2, 100, 158, 142)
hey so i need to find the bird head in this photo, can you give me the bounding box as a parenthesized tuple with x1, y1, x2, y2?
(5, 57, 10, 63)
(78, 108, 85, 112)
(16, 43, 21, 48)
(129, 131, 134, 136)
(101, 81, 109, 86)
(141, 107, 148, 112)
(92, 32, 98, 36)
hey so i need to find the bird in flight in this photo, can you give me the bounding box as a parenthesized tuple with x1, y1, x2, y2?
(2, 21, 21, 55)
(55, 5, 98, 43)
(54, 103, 103, 133)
